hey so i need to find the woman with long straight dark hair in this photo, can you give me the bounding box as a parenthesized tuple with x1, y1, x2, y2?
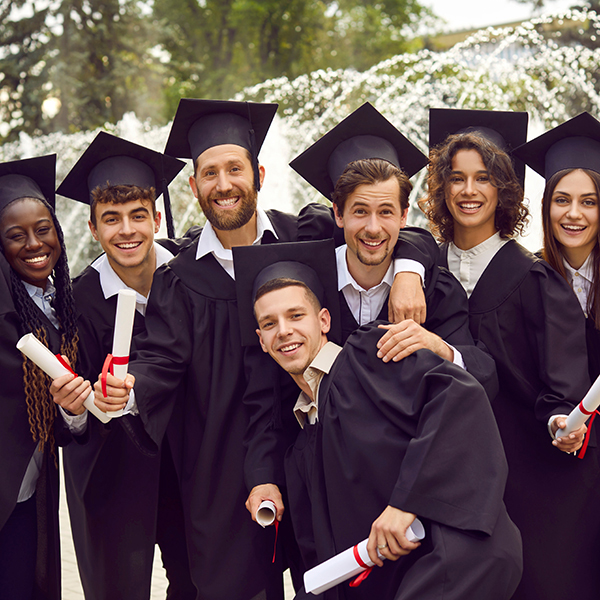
(421, 108, 600, 600)
(0, 155, 86, 600)
(516, 112, 600, 381)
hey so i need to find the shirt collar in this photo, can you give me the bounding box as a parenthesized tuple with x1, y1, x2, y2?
(91, 242, 173, 311)
(293, 341, 342, 428)
(448, 231, 505, 259)
(195, 207, 277, 262)
(563, 252, 594, 284)
(23, 280, 55, 302)
(335, 244, 394, 293)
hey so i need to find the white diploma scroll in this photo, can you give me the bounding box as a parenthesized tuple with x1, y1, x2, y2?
(304, 518, 425, 595)
(555, 374, 600, 439)
(105, 289, 137, 418)
(16, 333, 111, 424)
(255, 500, 277, 528)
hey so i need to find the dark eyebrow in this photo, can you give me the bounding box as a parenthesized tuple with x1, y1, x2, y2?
(4, 218, 52, 234)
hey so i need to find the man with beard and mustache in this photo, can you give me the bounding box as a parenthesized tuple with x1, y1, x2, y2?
(91, 99, 439, 600)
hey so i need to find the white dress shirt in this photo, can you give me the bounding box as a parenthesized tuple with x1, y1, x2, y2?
(562, 253, 593, 318)
(336, 245, 464, 368)
(196, 208, 277, 280)
(447, 232, 509, 298)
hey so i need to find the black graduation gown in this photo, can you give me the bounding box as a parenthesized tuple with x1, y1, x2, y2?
(123, 207, 344, 600)
(63, 244, 194, 600)
(338, 263, 498, 399)
(441, 240, 600, 600)
(285, 325, 521, 600)
(0, 255, 70, 600)
(586, 317, 600, 380)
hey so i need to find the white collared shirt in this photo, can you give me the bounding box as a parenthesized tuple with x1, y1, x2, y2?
(92, 242, 174, 316)
(447, 233, 510, 298)
(195, 208, 277, 280)
(562, 253, 593, 317)
(336, 245, 464, 368)
(293, 342, 342, 428)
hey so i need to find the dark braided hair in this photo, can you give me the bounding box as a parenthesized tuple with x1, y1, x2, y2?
(1, 197, 79, 458)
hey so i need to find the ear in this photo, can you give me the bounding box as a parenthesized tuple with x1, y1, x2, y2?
(333, 203, 344, 229)
(154, 211, 162, 234)
(88, 220, 99, 241)
(189, 175, 199, 199)
(399, 207, 408, 229)
(319, 307, 331, 335)
(256, 329, 268, 354)
(258, 164, 266, 188)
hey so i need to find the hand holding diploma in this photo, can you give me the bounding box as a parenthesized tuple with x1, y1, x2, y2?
(245, 484, 284, 525)
(50, 359, 90, 416)
(553, 375, 600, 457)
(367, 506, 422, 566)
(551, 417, 586, 453)
(94, 371, 135, 413)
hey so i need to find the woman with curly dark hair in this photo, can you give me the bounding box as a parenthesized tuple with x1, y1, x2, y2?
(0, 155, 87, 600)
(420, 108, 600, 600)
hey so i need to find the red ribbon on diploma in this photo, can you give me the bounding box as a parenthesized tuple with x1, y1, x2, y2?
(272, 520, 279, 564)
(348, 544, 373, 587)
(576, 403, 600, 460)
(101, 354, 129, 398)
(55, 354, 78, 378)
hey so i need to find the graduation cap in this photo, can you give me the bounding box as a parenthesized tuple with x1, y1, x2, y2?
(428, 108, 529, 188)
(233, 238, 341, 347)
(512, 112, 600, 180)
(56, 132, 185, 237)
(0, 154, 56, 213)
(164, 99, 278, 191)
(290, 102, 428, 201)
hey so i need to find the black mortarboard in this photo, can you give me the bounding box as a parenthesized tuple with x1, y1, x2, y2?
(56, 132, 185, 237)
(0, 154, 56, 213)
(233, 239, 341, 347)
(513, 112, 600, 180)
(164, 99, 278, 191)
(429, 108, 529, 188)
(290, 102, 428, 201)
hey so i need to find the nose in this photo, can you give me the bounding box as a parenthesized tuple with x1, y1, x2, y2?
(461, 177, 476, 196)
(25, 231, 43, 251)
(276, 316, 293, 338)
(364, 213, 381, 236)
(566, 203, 582, 219)
(216, 170, 233, 193)
(120, 217, 134, 235)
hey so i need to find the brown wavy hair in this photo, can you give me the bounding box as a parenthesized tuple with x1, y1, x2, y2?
(331, 158, 412, 214)
(0, 197, 79, 460)
(542, 167, 600, 330)
(90, 184, 156, 226)
(419, 133, 528, 243)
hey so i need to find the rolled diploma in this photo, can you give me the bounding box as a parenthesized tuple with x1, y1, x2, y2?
(556, 374, 600, 439)
(304, 518, 425, 595)
(255, 500, 277, 528)
(106, 289, 137, 417)
(16, 333, 111, 424)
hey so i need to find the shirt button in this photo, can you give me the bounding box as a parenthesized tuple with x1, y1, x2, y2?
(578, 288, 582, 293)
(575, 272, 580, 277)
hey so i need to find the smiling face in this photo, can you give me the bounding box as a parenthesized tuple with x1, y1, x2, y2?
(0, 197, 61, 290)
(334, 178, 407, 276)
(549, 169, 599, 269)
(189, 144, 263, 231)
(255, 284, 330, 378)
(89, 198, 160, 272)
(445, 148, 499, 249)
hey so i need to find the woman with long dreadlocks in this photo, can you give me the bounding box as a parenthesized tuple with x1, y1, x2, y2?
(0, 155, 87, 600)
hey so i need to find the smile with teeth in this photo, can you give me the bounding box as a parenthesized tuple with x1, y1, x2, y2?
(278, 342, 302, 353)
(360, 239, 385, 248)
(24, 254, 49, 264)
(561, 224, 586, 232)
(116, 241, 142, 249)
(458, 202, 483, 211)
(214, 197, 239, 207)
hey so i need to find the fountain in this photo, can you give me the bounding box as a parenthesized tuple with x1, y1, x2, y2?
(1, 8, 599, 274)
